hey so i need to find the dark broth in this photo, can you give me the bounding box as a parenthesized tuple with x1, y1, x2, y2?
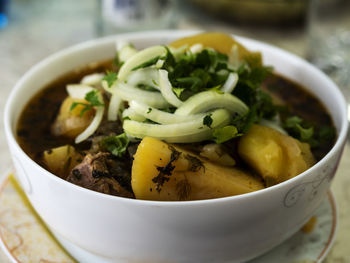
(17, 60, 113, 167)
(16, 61, 335, 171)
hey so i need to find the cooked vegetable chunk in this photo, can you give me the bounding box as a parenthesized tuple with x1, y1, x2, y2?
(132, 137, 264, 201)
(238, 125, 315, 186)
(51, 96, 95, 138)
(169, 32, 262, 66)
(43, 145, 82, 179)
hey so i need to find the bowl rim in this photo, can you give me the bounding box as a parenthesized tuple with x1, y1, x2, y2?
(4, 29, 349, 206)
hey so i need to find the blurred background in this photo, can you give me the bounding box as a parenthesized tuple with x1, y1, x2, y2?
(1, 0, 349, 106)
(0, 0, 349, 262)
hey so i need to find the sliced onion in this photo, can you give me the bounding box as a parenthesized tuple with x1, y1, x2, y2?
(158, 69, 183, 107)
(118, 45, 166, 81)
(113, 82, 169, 109)
(66, 84, 94, 99)
(116, 40, 129, 52)
(122, 108, 146, 122)
(75, 105, 104, 144)
(108, 92, 122, 121)
(80, 73, 105, 86)
(126, 68, 159, 90)
(221, 72, 238, 93)
(175, 90, 248, 116)
(69, 88, 105, 144)
(102, 80, 112, 94)
(129, 100, 203, 124)
(155, 59, 165, 69)
(190, 43, 203, 54)
(118, 43, 138, 63)
(123, 109, 231, 143)
(169, 44, 188, 57)
(229, 44, 241, 69)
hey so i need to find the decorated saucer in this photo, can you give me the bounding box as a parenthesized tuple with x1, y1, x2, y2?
(0, 172, 337, 263)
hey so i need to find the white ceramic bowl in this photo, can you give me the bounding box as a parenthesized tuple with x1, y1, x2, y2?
(4, 31, 349, 263)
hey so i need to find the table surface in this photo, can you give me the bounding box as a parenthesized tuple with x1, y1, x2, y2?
(0, 1, 349, 262)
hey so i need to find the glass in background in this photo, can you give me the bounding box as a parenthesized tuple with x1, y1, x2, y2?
(307, 0, 350, 118)
(0, 0, 9, 28)
(96, 0, 177, 36)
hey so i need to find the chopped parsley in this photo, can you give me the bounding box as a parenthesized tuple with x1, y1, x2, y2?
(209, 85, 224, 94)
(101, 133, 130, 157)
(103, 43, 332, 150)
(284, 116, 313, 140)
(102, 71, 118, 88)
(152, 79, 158, 86)
(282, 116, 317, 146)
(152, 146, 181, 192)
(160, 48, 234, 99)
(132, 56, 162, 71)
(70, 90, 104, 117)
(203, 114, 213, 128)
(173, 87, 185, 98)
(280, 115, 335, 148)
(232, 65, 274, 122)
(85, 90, 104, 106)
(212, 125, 240, 144)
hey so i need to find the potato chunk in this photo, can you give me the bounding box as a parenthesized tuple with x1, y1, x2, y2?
(132, 137, 264, 201)
(169, 32, 262, 66)
(51, 96, 94, 138)
(43, 145, 82, 179)
(238, 125, 315, 186)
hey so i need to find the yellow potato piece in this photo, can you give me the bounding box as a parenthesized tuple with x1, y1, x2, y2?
(51, 96, 94, 138)
(169, 32, 262, 67)
(132, 137, 264, 201)
(238, 125, 316, 186)
(43, 145, 82, 179)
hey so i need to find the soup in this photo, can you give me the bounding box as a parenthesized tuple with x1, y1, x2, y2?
(16, 33, 335, 201)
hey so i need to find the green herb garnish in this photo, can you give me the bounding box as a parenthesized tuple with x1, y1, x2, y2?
(173, 87, 185, 98)
(101, 133, 130, 157)
(283, 116, 314, 142)
(152, 79, 158, 86)
(212, 125, 239, 144)
(203, 114, 213, 128)
(132, 56, 162, 71)
(102, 71, 118, 88)
(70, 90, 104, 117)
(153, 146, 181, 192)
(209, 85, 224, 94)
(161, 48, 233, 99)
(85, 90, 104, 106)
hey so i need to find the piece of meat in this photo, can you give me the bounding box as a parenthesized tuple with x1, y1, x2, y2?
(94, 120, 124, 137)
(67, 152, 134, 198)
